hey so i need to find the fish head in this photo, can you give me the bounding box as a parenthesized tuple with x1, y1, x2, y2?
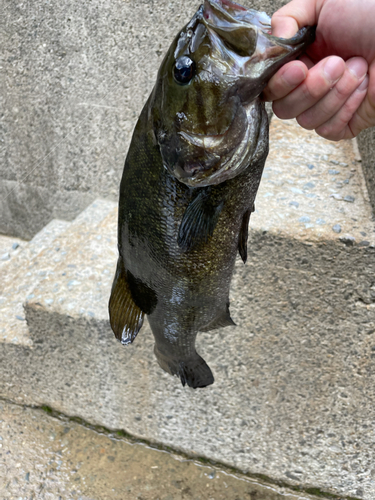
(151, 0, 315, 187)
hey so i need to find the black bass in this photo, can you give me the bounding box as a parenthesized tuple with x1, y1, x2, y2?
(109, 0, 315, 388)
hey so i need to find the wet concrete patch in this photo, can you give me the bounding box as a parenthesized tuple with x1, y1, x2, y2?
(0, 399, 326, 500)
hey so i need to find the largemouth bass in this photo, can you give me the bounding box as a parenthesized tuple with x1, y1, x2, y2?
(109, 0, 315, 388)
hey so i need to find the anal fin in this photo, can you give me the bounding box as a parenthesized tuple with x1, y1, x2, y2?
(200, 302, 236, 332)
(238, 206, 253, 264)
(109, 257, 144, 345)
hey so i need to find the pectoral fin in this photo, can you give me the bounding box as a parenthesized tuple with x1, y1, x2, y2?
(178, 189, 224, 251)
(238, 206, 253, 264)
(109, 257, 144, 345)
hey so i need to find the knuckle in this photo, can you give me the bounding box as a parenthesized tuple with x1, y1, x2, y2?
(296, 112, 316, 130)
(302, 78, 325, 102)
(272, 101, 291, 119)
(333, 77, 356, 100)
(316, 121, 344, 141)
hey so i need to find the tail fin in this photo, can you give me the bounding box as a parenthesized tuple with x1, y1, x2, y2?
(178, 357, 214, 388)
(154, 346, 214, 389)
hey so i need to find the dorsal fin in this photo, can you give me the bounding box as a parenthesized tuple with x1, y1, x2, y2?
(178, 188, 224, 251)
(109, 258, 144, 345)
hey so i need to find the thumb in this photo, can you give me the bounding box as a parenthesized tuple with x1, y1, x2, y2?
(271, 0, 319, 38)
(271, 14, 300, 38)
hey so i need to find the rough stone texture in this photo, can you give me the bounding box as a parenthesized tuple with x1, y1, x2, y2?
(1, 115, 375, 499)
(0, 235, 25, 264)
(0, 218, 70, 346)
(1, 0, 289, 239)
(2, 1, 375, 496)
(252, 118, 373, 245)
(0, 399, 325, 500)
(357, 129, 375, 216)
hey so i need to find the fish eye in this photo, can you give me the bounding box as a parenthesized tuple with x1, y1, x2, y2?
(173, 56, 195, 85)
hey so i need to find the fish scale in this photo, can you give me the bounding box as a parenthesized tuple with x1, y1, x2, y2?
(109, 0, 315, 388)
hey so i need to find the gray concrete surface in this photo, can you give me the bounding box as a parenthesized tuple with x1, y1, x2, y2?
(0, 218, 70, 346)
(251, 118, 373, 244)
(0, 398, 327, 500)
(1, 119, 375, 500)
(1, 0, 290, 240)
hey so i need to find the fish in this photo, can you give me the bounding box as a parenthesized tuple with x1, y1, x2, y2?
(109, 0, 315, 388)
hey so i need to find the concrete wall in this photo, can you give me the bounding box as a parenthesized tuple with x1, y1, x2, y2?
(1, 0, 291, 240)
(3, 0, 373, 235)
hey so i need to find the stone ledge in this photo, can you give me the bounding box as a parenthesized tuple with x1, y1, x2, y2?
(358, 127, 375, 216)
(1, 398, 330, 500)
(0, 219, 71, 346)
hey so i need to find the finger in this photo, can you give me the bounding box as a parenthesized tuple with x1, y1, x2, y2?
(263, 56, 314, 102)
(297, 57, 368, 130)
(271, 0, 319, 38)
(349, 63, 375, 134)
(315, 75, 369, 140)
(262, 60, 307, 101)
(272, 56, 346, 120)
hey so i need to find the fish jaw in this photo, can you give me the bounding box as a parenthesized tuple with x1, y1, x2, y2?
(202, 0, 316, 104)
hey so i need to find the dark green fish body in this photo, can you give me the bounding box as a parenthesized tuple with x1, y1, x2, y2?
(109, 0, 315, 388)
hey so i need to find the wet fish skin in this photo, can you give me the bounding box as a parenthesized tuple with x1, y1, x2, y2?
(109, 0, 315, 388)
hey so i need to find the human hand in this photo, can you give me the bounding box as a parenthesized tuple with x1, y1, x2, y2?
(262, 0, 375, 140)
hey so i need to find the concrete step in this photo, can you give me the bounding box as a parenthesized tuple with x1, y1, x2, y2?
(252, 118, 374, 246)
(0, 219, 71, 346)
(1, 198, 117, 347)
(1, 119, 374, 500)
(0, 235, 25, 266)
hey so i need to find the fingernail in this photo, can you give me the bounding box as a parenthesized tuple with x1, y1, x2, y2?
(323, 57, 344, 83)
(347, 58, 368, 79)
(357, 74, 369, 91)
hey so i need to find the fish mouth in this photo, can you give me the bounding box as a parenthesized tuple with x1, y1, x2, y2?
(202, 0, 316, 103)
(158, 0, 315, 187)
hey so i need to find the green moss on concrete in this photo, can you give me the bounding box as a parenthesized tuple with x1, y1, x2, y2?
(41, 405, 53, 414)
